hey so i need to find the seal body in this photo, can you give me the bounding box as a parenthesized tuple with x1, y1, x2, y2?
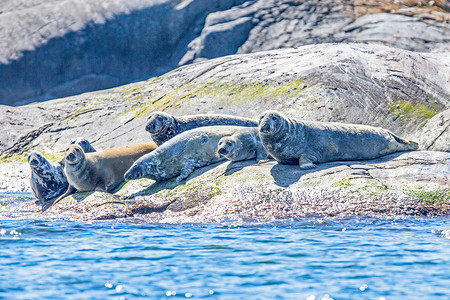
(125, 126, 243, 182)
(217, 127, 270, 162)
(259, 111, 419, 169)
(62, 142, 157, 193)
(28, 138, 96, 202)
(145, 111, 258, 145)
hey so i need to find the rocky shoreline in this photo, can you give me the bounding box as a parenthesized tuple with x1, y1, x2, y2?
(1, 150, 448, 222)
(0, 42, 448, 222)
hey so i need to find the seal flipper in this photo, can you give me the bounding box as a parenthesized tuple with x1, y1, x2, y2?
(299, 154, 316, 170)
(50, 185, 77, 208)
(176, 160, 196, 182)
(255, 146, 270, 162)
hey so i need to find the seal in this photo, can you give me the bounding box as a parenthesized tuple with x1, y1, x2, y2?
(53, 142, 157, 205)
(28, 138, 97, 203)
(145, 111, 258, 145)
(217, 127, 270, 162)
(28, 151, 69, 202)
(125, 126, 243, 182)
(258, 111, 419, 169)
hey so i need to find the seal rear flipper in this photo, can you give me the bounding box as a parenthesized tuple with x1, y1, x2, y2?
(299, 154, 316, 170)
(49, 185, 77, 209)
(176, 161, 196, 182)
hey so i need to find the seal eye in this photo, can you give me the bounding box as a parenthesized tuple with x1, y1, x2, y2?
(226, 141, 233, 147)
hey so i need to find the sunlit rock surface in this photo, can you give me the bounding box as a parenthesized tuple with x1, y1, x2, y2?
(2, 151, 449, 222)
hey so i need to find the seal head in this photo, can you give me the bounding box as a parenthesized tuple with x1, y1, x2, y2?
(259, 111, 286, 136)
(217, 138, 236, 158)
(145, 111, 174, 135)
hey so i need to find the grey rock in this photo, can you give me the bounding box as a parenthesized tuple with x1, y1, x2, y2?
(0, 0, 247, 105)
(184, 0, 450, 63)
(416, 109, 449, 152)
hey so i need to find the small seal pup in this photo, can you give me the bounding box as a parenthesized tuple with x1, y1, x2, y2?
(28, 138, 97, 203)
(217, 127, 270, 162)
(125, 126, 243, 182)
(53, 142, 157, 205)
(259, 111, 419, 169)
(145, 111, 258, 145)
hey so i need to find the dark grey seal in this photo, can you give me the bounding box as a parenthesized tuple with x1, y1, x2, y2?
(259, 111, 419, 169)
(217, 127, 270, 162)
(28, 138, 97, 203)
(145, 111, 258, 145)
(125, 126, 243, 182)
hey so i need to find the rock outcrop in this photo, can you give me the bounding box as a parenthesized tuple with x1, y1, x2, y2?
(1, 43, 448, 156)
(1, 0, 449, 105)
(0, 43, 448, 221)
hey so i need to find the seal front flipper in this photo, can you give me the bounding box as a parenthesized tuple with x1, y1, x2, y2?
(299, 154, 316, 170)
(176, 160, 196, 182)
(50, 185, 77, 208)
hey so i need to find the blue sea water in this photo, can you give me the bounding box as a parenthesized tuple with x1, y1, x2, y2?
(1, 192, 449, 299)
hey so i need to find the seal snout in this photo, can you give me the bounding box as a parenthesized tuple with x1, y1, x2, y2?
(66, 152, 76, 163)
(28, 152, 42, 168)
(217, 146, 228, 156)
(29, 157, 40, 167)
(260, 122, 271, 134)
(145, 122, 155, 133)
(124, 165, 140, 181)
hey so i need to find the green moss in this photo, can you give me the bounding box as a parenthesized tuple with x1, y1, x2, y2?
(194, 80, 306, 106)
(0, 152, 64, 164)
(120, 101, 152, 119)
(151, 79, 307, 109)
(332, 179, 352, 188)
(407, 188, 450, 204)
(0, 154, 29, 163)
(121, 84, 147, 98)
(389, 100, 439, 123)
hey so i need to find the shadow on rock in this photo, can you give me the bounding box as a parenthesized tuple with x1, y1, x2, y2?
(270, 152, 408, 187)
(127, 161, 227, 199)
(223, 160, 261, 176)
(40, 191, 95, 211)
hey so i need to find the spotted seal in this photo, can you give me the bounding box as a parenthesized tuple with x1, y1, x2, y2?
(28, 151, 69, 203)
(53, 142, 157, 205)
(145, 111, 257, 145)
(217, 127, 270, 162)
(28, 138, 96, 203)
(259, 111, 419, 169)
(125, 126, 243, 182)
